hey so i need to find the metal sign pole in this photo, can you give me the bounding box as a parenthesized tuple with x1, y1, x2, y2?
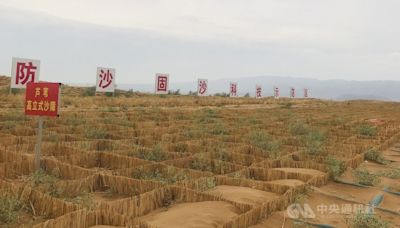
(35, 116, 44, 170)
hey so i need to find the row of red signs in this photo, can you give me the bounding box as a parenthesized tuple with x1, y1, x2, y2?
(11, 57, 310, 98)
(12, 58, 310, 117)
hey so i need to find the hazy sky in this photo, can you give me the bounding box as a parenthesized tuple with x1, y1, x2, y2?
(0, 0, 399, 84)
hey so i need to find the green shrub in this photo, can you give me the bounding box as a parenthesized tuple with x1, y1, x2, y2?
(289, 121, 309, 135)
(133, 167, 188, 184)
(197, 177, 216, 191)
(304, 131, 326, 156)
(191, 155, 212, 172)
(29, 169, 63, 197)
(214, 92, 229, 97)
(70, 192, 94, 209)
(138, 144, 166, 162)
(65, 115, 86, 126)
(326, 155, 346, 180)
(378, 168, 400, 179)
(85, 128, 107, 139)
(248, 130, 281, 158)
(281, 102, 293, 109)
(364, 149, 387, 164)
(348, 211, 390, 228)
(82, 86, 96, 96)
(358, 124, 377, 137)
(210, 122, 228, 135)
(353, 168, 381, 186)
(3, 111, 26, 122)
(173, 142, 188, 153)
(0, 192, 22, 224)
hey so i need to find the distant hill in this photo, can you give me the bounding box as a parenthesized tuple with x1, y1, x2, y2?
(2, 75, 400, 101)
(117, 76, 400, 101)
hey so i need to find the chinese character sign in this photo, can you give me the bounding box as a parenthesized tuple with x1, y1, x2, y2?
(290, 87, 295, 98)
(304, 88, 309, 98)
(155, 73, 169, 94)
(274, 87, 280, 99)
(255, 85, 262, 99)
(197, 79, 208, 96)
(230, 82, 238, 97)
(11, 57, 40, 89)
(96, 67, 115, 92)
(25, 82, 60, 117)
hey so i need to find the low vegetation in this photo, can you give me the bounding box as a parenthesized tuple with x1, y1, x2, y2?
(347, 211, 390, 228)
(136, 144, 166, 161)
(364, 149, 387, 164)
(358, 124, 377, 137)
(0, 192, 22, 224)
(132, 167, 189, 184)
(326, 155, 346, 180)
(304, 130, 326, 156)
(353, 168, 381, 186)
(247, 130, 281, 158)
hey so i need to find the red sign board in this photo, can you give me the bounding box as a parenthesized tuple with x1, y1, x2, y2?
(25, 82, 60, 117)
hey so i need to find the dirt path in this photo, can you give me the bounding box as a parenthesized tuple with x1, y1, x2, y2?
(140, 201, 240, 228)
(205, 185, 280, 206)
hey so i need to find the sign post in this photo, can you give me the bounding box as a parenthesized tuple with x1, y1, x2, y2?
(35, 117, 44, 169)
(25, 82, 60, 170)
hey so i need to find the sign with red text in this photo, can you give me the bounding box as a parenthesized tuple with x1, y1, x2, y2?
(255, 85, 262, 99)
(274, 87, 280, 99)
(197, 79, 208, 96)
(96, 67, 115, 93)
(230, 82, 238, 97)
(11, 57, 40, 89)
(290, 87, 295, 98)
(25, 82, 60, 117)
(155, 73, 169, 94)
(304, 88, 309, 98)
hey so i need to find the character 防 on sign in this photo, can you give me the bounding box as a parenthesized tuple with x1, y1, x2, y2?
(25, 82, 60, 117)
(11, 57, 40, 89)
(255, 85, 262, 99)
(290, 87, 295, 98)
(155, 73, 169, 94)
(230, 82, 238, 97)
(274, 87, 280, 99)
(96, 67, 115, 93)
(197, 79, 208, 96)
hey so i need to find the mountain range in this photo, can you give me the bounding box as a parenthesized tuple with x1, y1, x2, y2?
(113, 76, 400, 101)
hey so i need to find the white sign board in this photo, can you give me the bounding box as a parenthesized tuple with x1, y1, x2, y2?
(155, 73, 169, 94)
(290, 87, 295, 98)
(304, 88, 309, 98)
(255, 85, 262, 99)
(96, 67, 116, 93)
(274, 87, 279, 99)
(230, 82, 238, 97)
(197, 79, 208, 96)
(11, 57, 40, 89)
